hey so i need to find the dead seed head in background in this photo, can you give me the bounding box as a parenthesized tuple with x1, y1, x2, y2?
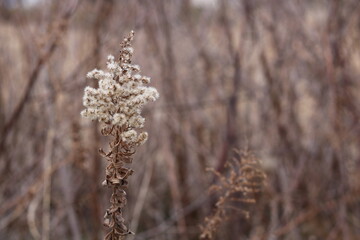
(200, 149, 267, 239)
(81, 31, 159, 240)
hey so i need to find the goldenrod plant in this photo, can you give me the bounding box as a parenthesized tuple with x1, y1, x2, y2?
(81, 31, 159, 240)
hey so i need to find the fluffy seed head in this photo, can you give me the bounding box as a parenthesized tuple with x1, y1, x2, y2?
(81, 31, 159, 145)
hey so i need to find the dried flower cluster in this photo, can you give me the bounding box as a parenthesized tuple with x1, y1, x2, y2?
(81, 31, 159, 240)
(200, 150, 267, 239)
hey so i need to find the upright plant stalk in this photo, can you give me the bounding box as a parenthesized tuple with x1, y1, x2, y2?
(81, 31, 159, 240)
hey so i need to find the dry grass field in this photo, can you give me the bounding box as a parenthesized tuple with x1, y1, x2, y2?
(1, 0, 360, 240)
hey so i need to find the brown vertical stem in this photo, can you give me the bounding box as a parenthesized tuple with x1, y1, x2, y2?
(217, 0, 242, 173)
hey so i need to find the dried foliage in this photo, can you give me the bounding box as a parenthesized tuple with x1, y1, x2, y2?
(81, 31, 159, 239)
(1, 0, 360, 240)
(101, 125, 135, 239)
(200, 150, 266, 239)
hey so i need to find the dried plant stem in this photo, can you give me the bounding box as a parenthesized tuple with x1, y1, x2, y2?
(101, 126, 134, 239)
(42, 129, 55, 240)
(81, 31, 159, 240)
(27, 192, 42, 240)
(130, 156, 154, 233)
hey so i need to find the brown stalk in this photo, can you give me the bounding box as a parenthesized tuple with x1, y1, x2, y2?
(98, 32, 148, 240)
(101, 125, 136, 240)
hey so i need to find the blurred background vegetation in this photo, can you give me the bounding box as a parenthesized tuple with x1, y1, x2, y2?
(1, 0, 360, 239)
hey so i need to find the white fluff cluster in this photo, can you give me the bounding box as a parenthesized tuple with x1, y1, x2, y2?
(81, 35, 159, 146)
